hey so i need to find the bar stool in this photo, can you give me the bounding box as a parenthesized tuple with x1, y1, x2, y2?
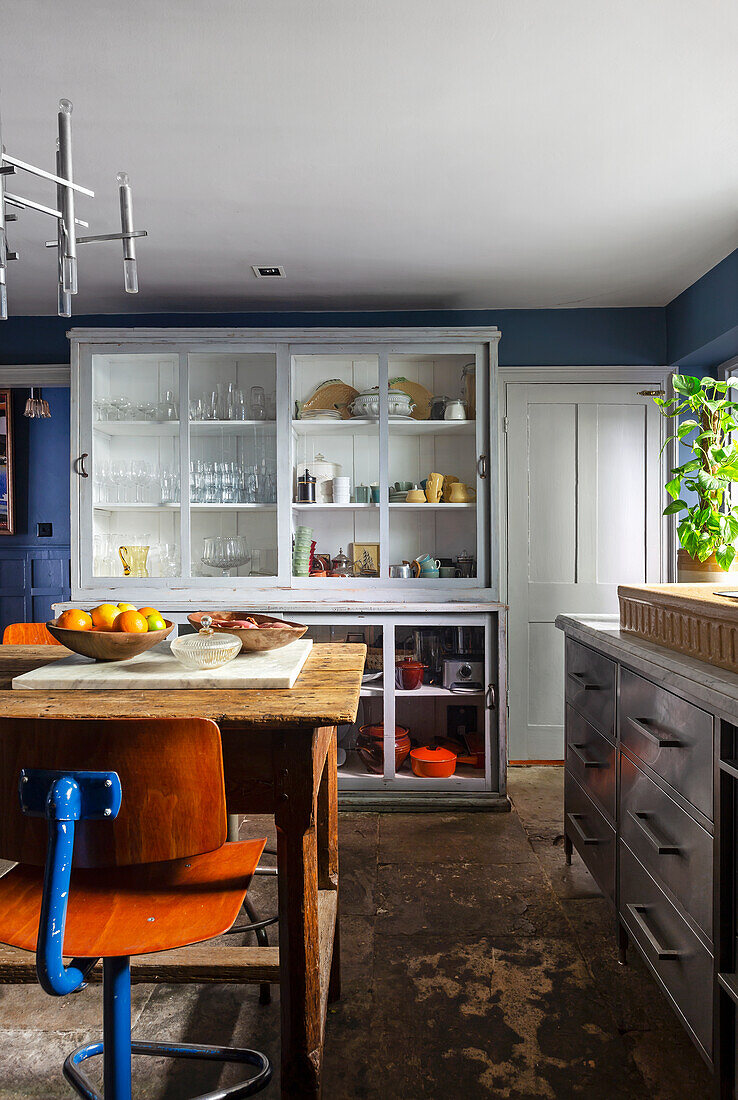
(0, 716, 272, 1100)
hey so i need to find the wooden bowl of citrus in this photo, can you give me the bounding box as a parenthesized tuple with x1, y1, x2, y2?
(47, 603, 174, 661)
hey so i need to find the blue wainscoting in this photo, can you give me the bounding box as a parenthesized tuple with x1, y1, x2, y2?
(0, 548, 70, 632)
(0, 387, 71, 636)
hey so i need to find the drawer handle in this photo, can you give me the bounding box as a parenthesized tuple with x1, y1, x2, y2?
(627, 716, 681, 749)
(628, 811, 681, 856)
(567, 671, 600, 692)
(626, 903, 683, 961)
(566, 811, 600, 845)
(570, 743, 603, 768)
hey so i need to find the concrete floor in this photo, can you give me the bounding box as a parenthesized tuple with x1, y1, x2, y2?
(0, 767, 710, 1098)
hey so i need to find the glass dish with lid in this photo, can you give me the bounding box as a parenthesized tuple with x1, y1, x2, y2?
(170, 615, 242, 670)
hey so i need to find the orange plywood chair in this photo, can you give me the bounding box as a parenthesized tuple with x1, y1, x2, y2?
(3, 622, 62, 645)
(0, 717, 272, 1100)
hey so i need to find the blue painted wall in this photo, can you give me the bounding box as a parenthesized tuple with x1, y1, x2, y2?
(0, 387, 70, 632)
(0, 305, 667, 367)
(666, 248, 738, 371)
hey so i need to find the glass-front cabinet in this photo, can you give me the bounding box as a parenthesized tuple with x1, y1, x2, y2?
(71, 328, 504, 805)
(72, 330, 498, 598)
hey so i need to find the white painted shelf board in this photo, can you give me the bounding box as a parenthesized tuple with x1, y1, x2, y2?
(359, 684, 383, 697)
(292, 418, 376, 435)
(389, 502, 474, 510)
(94, 421, 179, 437)
(388, 419, 476, 435)
(395, 684, 484, 698)
(191, 503, 277, 511)
(93, 503, 180, 512)
(292, 503, 377, 511)
(190, 420, 276, 434)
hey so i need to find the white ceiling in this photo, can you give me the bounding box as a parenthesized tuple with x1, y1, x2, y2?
(2, 0, 738, 316)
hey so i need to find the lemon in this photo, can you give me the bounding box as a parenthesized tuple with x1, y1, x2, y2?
(117, 602, 137, 612)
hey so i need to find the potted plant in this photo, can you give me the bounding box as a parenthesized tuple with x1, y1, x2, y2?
(654, 374, 738, 581)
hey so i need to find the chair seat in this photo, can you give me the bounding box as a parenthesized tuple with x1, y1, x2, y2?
(0, 838, 266, 957)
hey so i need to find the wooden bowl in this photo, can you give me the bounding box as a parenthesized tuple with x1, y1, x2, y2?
(46, 619, 174, 662)
(187, 611, 307, 653)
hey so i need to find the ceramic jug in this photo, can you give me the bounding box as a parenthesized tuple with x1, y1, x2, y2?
(447, 482, 477, 503)
(425, 472, 445, 503)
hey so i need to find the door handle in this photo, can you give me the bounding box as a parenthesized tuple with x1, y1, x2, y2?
(627, 716, 681, 749)
(626, 903, 682, 960)
(569, 743, 603, 768)
(567, 671, 600, 691)
(486, 684, 496, 709)
(477, 454, 487, 479)
(74, 453, 89, 478)
(566, 812, 600, 845)
(628, 811, 681, 855)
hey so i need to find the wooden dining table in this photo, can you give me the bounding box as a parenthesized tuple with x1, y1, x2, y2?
(0, 641, 365, 1100)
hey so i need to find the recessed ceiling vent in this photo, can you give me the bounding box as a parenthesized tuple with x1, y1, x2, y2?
(252, 265, 285, 278)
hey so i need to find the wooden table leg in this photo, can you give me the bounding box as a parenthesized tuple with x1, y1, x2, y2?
(317, 727, 340, 1003)
(275, 729, 324, 1099)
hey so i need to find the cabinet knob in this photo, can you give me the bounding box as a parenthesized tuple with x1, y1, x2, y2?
(74, 453, 89, 478)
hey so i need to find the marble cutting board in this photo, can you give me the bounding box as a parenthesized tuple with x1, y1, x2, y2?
(12, 639, 313, 691)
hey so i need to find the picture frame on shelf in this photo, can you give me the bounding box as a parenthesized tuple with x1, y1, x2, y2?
(351, 541, 380, 576)
(0, 390, 15, 535)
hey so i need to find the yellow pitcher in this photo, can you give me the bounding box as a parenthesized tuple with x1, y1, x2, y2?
(118, 545, 150, 577)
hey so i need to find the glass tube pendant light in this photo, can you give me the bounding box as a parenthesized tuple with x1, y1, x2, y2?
(24, 388, 51, 418)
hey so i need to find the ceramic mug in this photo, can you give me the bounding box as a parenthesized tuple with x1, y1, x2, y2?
(370, 484, 380, 503)
(394, 481, 412, 492)
(439, 566, 461, 578)
(425, 472, 444, 503)
(447, 482, 477, 504)
(354, 484, 370, 503)
(419, 569, 440, 578)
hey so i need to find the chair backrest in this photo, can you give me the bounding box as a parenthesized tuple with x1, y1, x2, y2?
(3, 623, 62, 646)
(0, 717, 227, 868)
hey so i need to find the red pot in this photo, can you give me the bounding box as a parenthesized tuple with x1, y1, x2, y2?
(395, 656, 426, 690)
(357, 724, 411, 774)
(409, 745, 457, 778)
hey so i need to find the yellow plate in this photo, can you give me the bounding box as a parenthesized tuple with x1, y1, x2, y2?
(389, 377, 433, 420)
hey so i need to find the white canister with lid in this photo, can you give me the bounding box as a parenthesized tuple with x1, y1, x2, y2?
(310, 453, 341, 503)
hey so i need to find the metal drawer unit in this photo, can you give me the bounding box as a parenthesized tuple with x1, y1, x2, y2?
(565, 637, 616, 743)
(619, 667, 713, 820)
(564, 770, 616, 904)
(620, 839, 713, 1060)
(565, 704, 616, 822)
(620, 751, 713, 940)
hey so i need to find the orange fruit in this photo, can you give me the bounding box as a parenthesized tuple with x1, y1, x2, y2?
(91, 603, 119, 630)
(58, 609, 93, 631)
(137, 607, 160, 619)
(113, 610, 148, 634)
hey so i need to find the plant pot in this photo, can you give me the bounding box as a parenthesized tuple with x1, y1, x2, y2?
(677, 549, 738, 584)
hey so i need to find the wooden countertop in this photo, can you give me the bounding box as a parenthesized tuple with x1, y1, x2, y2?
(0, 643, 365, 730)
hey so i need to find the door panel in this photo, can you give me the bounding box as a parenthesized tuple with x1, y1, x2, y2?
(507, 382, 664, 760)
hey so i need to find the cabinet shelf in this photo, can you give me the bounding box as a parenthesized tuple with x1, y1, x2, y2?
(94, 420, 179, 436)
(94, 503, 276, 512)
(293, 503, 377, 511)
(389, 502, 475, 510)
(395, 684, 484, 698)
(292, 418, 475, 436)
(190, 420, 276, 434)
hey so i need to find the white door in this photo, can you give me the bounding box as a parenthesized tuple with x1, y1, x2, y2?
(506, 383, 665, 761)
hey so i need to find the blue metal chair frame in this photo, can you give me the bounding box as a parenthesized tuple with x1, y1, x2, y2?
(19, 767, 272, 1100)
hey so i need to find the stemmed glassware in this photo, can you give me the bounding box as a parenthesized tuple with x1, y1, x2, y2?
(201, 535, 251, 576)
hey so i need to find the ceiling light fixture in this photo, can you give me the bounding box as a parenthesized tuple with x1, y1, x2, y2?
(24, 387, 51, 419)
(0, 97, 148, 320)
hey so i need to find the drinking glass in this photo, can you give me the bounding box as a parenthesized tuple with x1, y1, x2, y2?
(158, 390, 178, 421)
(250, 386, 266, 421)
(204, 391, 219, 420)
(189, 397, 203, 421)
(231, 388, 248, 420)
